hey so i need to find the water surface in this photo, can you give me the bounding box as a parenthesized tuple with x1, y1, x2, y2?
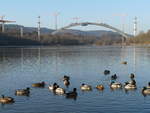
(0, 46, 150, 113)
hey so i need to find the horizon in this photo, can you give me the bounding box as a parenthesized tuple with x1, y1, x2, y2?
(1, 0, 150, 34)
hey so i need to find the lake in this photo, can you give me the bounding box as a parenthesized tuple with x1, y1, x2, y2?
(0, 46, 150, 113)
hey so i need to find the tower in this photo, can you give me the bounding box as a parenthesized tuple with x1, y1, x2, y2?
(20, 27, 23, 38)
(37, 16, 41, 41)
(133, 17, 137, 37)
(1, 16, 5, 33)
(53, 12, 60, 30)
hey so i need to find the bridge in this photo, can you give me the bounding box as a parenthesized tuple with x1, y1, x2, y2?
(51, 22, 129, 38)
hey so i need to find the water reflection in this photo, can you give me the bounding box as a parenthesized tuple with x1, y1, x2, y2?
(66, 95, 77, 101)
(0, 46, 129, 71)
(124, 89, 137, 94)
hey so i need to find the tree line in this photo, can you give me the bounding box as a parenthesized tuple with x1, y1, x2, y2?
(0, 28, 123, 46)
(126, 30, 150, 45)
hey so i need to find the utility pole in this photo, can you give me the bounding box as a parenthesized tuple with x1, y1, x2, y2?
(37, 16, 41, 41)
(20, 27, 23, 38)
(1, 15, 5, 33)
(133, 17, 137, 37)
(53, 12, 60, 30)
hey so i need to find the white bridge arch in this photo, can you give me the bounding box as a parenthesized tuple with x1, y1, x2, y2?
(51, 22, 129, 38)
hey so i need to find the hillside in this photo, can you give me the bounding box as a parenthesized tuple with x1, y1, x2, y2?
(0, 24, 123, 46)
(4, 24, 122, 38)
(0, 33, 41, 46)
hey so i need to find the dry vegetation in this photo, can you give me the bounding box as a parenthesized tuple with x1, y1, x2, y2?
(126, 30, 150, 45)
(0, 29, 122, 46)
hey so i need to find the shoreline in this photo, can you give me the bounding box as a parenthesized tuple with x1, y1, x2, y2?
(0, 44, 150, 48)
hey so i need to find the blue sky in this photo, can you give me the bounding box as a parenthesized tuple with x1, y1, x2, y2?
(0, 0, 150, 34)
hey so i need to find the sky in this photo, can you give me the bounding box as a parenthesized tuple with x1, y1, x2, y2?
(0, 0, 150, 34)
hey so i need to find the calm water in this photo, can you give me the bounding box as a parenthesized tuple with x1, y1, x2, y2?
(0, 46, 150, 113)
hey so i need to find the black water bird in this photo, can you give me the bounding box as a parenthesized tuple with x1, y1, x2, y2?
(111, 74, 117, 80)
(66, 88, 77, 100)
(104, 70, 110, 75)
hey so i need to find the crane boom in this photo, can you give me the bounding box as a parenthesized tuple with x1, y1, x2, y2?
(0, 20, 16, 23)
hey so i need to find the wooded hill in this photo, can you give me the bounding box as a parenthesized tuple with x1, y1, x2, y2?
(0, 24, 124, 46)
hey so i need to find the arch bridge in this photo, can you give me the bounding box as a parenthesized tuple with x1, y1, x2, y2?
(51, 22, 129, 38)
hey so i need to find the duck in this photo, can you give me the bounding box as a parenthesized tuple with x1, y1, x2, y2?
(104, 70, 110, 75)
(32, 81, 45, 88)
(63, 75, 70, 81)
(55, 88, 65, 95)
(124, 82, 136, 90)
(142, 87, 150, 95)
(121, 61, 127, 65)
(146, 82, 150, 89)
(111, 74, 117, 80)
(0, 95, 14, 104)
(63, 79, 70, 87)
(128, 79, 136, 85)
(110, 81, 122, 89)
(80, 84, 92, 91)
(96, 85, 104, 91)
(48, 83, 59, 91)
(130, 73, 135, 79)
(66, 88, 77, 99)
(15, 87, 30, 96)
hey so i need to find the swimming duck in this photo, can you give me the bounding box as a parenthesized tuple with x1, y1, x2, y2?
(63, 75, 70, 81)
(121, 61, 127, 65)
(124, 82, 136, 90)
(63, 79, 70, 87)
(15, 87, 30, 96)
(111, 74, 117, 80)
(96, 85, 104, 91)
(55, 88, 65, 95)
(80, 84, 92, 91)
(32, 81, 45, 88)
(146, 82, 150, 89)
(110, 81, 122, 89)
(104, 70, 110, 75)
(142, 87, 150, 95)
(48, 83, 59, 91)
(0, 95, 14, 104)
(66, 88, 77, 99)
(128, 79, 136, 85)
(130, 73, 135, 79)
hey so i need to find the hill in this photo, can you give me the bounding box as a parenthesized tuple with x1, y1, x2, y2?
(0, 24, 123, 46)
(0, 33, 41, 46)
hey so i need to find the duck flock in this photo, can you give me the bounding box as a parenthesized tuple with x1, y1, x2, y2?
(0, 62, 150, 104)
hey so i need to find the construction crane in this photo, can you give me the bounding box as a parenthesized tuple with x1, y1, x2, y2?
(113, 14, 127, 32)
(53, 12, 60, 30)
(0, 16, 16, 33)
(72, 17, 81, 23)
